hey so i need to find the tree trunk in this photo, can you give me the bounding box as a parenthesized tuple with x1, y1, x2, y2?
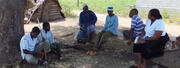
(0, 0, 26, 64)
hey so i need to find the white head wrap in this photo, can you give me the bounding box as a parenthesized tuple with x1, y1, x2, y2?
(82, 3, 88, 8)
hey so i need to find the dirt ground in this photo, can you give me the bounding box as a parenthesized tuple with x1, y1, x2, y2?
(2, 11, 180, 68)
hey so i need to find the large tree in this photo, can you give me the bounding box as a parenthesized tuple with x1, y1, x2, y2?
(0, 0, 26, 64)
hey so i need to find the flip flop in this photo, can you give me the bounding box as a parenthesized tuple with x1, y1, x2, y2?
(86, 51, 96, 56)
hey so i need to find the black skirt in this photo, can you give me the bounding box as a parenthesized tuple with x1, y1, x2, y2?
(142, 33, 169, 59)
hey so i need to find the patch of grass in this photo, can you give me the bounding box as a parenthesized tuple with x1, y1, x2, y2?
(168, 13, 180, 23)
(137, 10, 180, 24)
(162, 10, 170, 19)
(59, 0, 78, 18)
(139, 11, 148, 19)
(59, 0, 180, 24)
(79, 0, 136, 16)
(59, 0, 135, 17)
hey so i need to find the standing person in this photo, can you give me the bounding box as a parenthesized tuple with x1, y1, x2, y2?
(20, 27, 49, 64)
(38, 22, 62, 60)
(93, 6, 119, 50)
(135, 9, 169, 68)
(127, 8, 145, 68)
(77, 3, 97, 44)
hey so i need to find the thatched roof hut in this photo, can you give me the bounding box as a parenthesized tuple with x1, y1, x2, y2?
(25, 0, 65, 23)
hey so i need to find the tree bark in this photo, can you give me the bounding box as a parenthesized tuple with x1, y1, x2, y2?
(0, 0, 26, 64)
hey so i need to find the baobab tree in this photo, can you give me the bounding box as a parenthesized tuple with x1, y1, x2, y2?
(0, 0, 26, 64)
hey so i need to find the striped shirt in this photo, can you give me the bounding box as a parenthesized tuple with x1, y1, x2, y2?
(131, 15, 144, 37)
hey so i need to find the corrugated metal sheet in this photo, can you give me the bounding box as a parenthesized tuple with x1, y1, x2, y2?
(136, 0, 180, 13)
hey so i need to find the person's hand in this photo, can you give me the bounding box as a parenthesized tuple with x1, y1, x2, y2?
(127, 40, 132, 45)
(42, 37, 45, 42)
(137, 37, 144, 44)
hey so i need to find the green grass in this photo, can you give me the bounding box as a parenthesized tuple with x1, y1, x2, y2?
(59, 0, 180, 23)
(59, 0, 136, 17)
(59, 0, 78, 18)
(79, 0, 135, 16)
(160, 9, 180, 23)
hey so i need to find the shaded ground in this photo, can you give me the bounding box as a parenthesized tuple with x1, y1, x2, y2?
(2, 18, 137, 68)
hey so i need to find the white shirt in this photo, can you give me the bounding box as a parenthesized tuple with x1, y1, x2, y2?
(20, 33, 38, 59)
(145, 19, 166, 37)
(38, 29, 54, 44)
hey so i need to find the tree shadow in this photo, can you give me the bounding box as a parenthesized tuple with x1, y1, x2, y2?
(8, 22, 178, 68)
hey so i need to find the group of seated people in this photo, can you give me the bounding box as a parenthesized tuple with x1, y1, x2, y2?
(20, 3, 171, 68)
(76, 4, 170, 68)
(20, 22, 61, 64)
(77, 4, 119, 51)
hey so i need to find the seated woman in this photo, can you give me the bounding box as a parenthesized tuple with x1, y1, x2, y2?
(134, 9, 169, 68)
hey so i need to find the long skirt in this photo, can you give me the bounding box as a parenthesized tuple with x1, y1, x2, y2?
(141, 33, 169, 59)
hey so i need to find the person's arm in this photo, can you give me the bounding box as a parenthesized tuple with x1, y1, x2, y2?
(49, 31, 55, 44)
(113, 16, 119, 35)
(39, 32, 46, 42)
(144, 31, 162, 40)
(129, 17, 136, 41)
(24, 49, 44, 55)
(137, 31, 162, 44)
(130, 28, 134, 41)
(138, 20, 164, 43)
(103, 16, 108, 31)
(22, 39, 42, 55)
(37, 34, 42, 43)
(145, 20, 165, 40)
(92, 11, 97, 25)
(141, 26, 145, 36)
(23, 49, 36, 55)
(79, 12, 83, 27)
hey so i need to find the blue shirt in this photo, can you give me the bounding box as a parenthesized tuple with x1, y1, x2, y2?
(131, 15, 144, 37)
(20, 33, 38, 59)
(103, 15, 119, 35)
(38, 29, 54, 44)
(79, 10, 97, 28)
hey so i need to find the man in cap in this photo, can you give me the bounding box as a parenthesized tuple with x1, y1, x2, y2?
(77, 3, 97, 45)
(93, 6, 119, 50)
